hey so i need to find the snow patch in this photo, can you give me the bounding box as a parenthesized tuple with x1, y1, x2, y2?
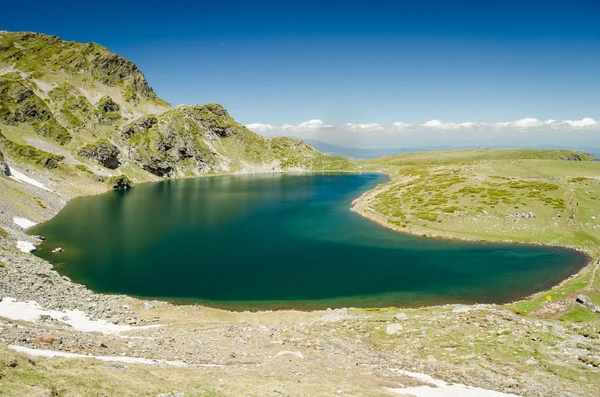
(386, 369, 521, 397)
(16, 241, 36, 253)
(8, 345, 187, 367)
(8, 167, 52, 192)
(0, 297, 160, 335)
(13, 217, 37, 229)
(275, 351, 304, 359)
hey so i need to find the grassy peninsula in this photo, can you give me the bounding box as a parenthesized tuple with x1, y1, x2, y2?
(353, 148, 600, 315)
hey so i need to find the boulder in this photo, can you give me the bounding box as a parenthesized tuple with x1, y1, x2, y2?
(386, 324, 403, 335)
(576, 294, 600, 312)
(394, 313, 408, 321)
(107, 174, 134, 190)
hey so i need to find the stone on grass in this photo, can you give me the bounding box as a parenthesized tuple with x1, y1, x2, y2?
(386, 324, 403, 335)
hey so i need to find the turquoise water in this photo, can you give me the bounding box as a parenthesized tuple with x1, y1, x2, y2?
(30, 174, 588, 310)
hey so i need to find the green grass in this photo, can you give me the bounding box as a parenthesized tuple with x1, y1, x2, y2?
(0, 345, 227, 397)
(370, 148, 596, 166)
(561, 306, 598, 322)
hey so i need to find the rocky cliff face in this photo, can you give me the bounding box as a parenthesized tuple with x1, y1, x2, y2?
(0, 31, 355, 189)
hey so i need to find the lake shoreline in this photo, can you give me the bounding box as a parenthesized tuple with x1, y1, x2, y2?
(20, 171, 592, 313)
(2, 158, 598, 397)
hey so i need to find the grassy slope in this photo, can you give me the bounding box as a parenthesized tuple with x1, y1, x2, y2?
(356, 148, 600, 315)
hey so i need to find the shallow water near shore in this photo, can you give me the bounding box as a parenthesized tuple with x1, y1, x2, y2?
(30, 173, 588, 310)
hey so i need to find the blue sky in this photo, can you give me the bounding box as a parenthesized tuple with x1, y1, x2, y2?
(1, 0, 599, 147)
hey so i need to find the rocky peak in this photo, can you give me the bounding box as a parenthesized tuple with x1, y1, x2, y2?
(0, 31, 158, 102)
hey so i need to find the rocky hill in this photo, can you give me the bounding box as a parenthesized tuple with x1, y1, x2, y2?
(0, 31, 354, 195)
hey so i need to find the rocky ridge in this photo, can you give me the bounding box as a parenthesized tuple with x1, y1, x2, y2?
(0, 31, 355, 193)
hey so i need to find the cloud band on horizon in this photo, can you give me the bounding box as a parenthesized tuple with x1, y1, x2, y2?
(246, 118, 599, 149)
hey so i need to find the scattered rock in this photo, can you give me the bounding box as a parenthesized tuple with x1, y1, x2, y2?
(316, 308, 353, 323)
(386, 324, 403, 335)
(578, 356, 600, 367)
(511, 212, 536, 219)
(52, 247, 63, 253)
(123, 317, 139, 325)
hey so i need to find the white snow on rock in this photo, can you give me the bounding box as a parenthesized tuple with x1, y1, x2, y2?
(8, 345, 187, 367)
(13, 217, 37, 229)
(8, 166, 52, 192)
(16, 241, 36, 253)
(386, 369, 522, 397)
(0, 297, 160, 335)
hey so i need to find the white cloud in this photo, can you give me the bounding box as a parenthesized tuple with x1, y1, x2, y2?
(245, 117, 600, 148)
(244, 122, 276, 134)
(296, 119, 333, 130)
(391, 122, 412, 129)
(508, 118, 544, 128)
(422, 120, 462, 130)
(342, 123, 385, 132)
(565, 118, 597, 128)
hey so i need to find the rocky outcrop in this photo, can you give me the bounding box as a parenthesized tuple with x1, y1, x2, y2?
(107, 174, 133, 190)
(0, 73, 71, 144)
(561, 152, 596, 161)
(0, 148, 10, 176)
(562, 154, 584, 161)
(96, 96, 121, 124)
(77, 139, 121, 169)
(120, 115, 158, 139)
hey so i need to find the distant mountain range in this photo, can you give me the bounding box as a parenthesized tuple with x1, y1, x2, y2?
(305, 139, 600, 161)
